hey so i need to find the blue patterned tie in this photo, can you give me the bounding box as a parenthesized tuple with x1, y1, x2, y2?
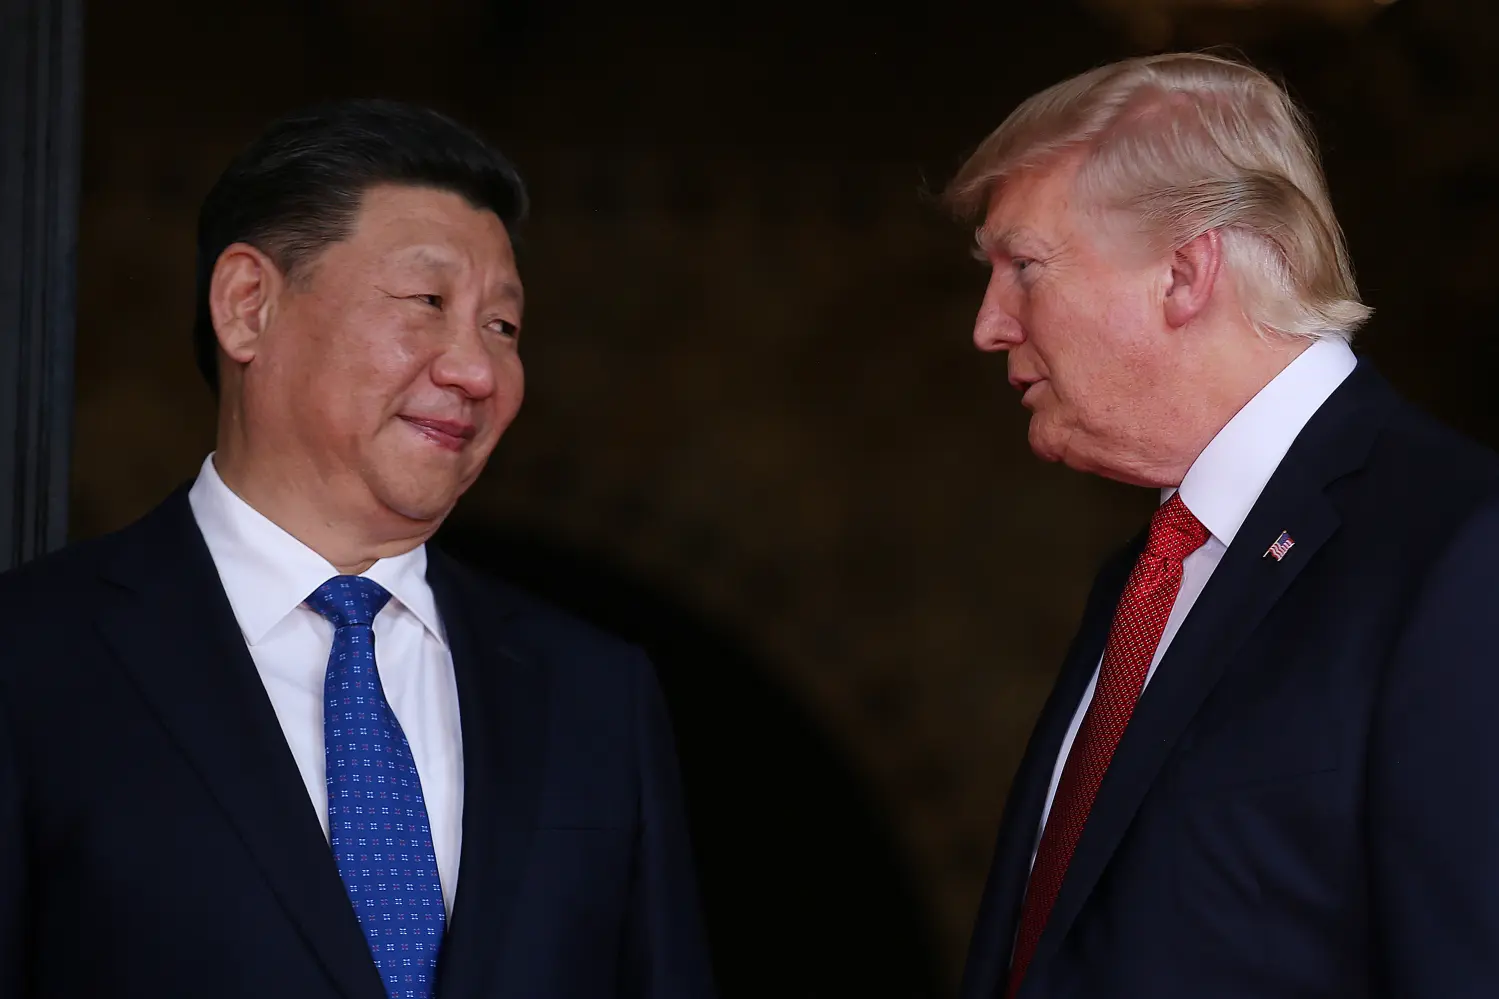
(306, 575, 445, 999)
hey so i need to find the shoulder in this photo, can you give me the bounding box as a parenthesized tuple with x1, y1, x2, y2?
(1370, 395, 1499, 488)
(0, 529, 134, 689)
(1415, 490, 1499, 586)
(0, 488, 197, 667)
(428, 547, 650, 673)
(1324, 365, 1499, 534)
(428, 549, 664, 745)
(0, 527, 130, 616)
(1321, 381, 1499, 606)
(0, 484, 196, 590)
(1376, 488, 1499, 693)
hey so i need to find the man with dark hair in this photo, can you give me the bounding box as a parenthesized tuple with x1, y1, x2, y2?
(0, 99, 716, 999)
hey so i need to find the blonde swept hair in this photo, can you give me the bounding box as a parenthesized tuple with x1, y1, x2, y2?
(945, 52, 1370, 340)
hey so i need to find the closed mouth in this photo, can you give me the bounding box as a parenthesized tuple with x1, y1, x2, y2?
(400, 416, 476, 451)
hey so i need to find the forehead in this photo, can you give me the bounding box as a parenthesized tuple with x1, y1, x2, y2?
(978, 158, 1089, 247)
(343, 184, 520, 284)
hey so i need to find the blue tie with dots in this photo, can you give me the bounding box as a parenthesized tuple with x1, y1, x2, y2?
(306, 575, 445, 999)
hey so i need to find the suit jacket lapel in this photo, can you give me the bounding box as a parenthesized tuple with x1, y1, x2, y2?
(94, 489, 387, 999)
(428, 550, 551, 999)
(1025, 363, 1396, 982)
(962, 545, 1137, 999)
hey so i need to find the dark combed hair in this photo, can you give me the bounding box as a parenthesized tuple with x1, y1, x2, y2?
(192, 98, 529, 394)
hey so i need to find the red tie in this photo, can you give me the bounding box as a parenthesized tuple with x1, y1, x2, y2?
(1006, 493, 1209, 997)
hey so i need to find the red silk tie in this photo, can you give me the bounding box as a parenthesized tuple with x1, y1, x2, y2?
(1006, 493, 1209, 997)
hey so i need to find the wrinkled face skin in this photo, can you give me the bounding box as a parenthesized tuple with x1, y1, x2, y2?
(971, 158, 1182, 485)
(226, 184, 525, 540)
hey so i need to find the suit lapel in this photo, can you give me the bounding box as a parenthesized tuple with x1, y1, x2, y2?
(95, 489, 387, 999)
(965, 545, 1137, 999)
(1025, 363, 1397, 982)
(428, 550, 551, 999)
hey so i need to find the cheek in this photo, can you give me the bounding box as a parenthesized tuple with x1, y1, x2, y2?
(498, 349, 524, 402)
(1031, 300, 1127, 416)
(484, 355, 525, 429)
(1026, 294, 1096, 385)
(344, 324, 434, 409)
(286, 300, 425, 390)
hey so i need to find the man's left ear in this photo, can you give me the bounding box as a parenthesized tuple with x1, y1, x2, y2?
(1163, 228, 1223, 329)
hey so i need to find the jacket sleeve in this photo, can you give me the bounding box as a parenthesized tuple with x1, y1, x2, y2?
(616, 650, 718, 999)
(1369, 495, 1499, 996)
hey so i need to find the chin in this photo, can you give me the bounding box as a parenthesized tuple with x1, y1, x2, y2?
(1027, 421, 1066, 465)
(374, 444, 481, 514)
(372, 478, 464, 527)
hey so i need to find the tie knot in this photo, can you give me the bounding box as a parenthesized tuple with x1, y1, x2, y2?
(305, 575, 391, 629)
(1146, 493, 1210, 562)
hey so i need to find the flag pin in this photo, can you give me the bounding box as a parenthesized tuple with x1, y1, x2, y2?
(1263, 531, 1295, 561)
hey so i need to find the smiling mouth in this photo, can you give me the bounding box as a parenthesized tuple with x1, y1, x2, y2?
(401, 416, 476, 452)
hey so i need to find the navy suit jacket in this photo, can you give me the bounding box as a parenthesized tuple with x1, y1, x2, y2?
(961, 361, 1499, 998)
(0, 488, 716, 998)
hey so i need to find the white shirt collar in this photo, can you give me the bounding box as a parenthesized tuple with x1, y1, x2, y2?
(186, 454, 447, 648)
(1165, 336, 1358, 545)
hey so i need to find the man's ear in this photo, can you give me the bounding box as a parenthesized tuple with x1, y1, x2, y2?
(1163, 228, 1224, 329)
(209, 243, 283, 365)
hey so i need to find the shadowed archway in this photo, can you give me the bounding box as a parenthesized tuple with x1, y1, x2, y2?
(435, 519, 944, 999)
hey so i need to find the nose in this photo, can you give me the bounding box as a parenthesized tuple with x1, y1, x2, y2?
(431, 324, 498, 400)
(973, 269, 1025, 353)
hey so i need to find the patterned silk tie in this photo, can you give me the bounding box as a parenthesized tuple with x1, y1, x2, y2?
(307, 575, 445, 999)
(1006, 494, 1209, 997)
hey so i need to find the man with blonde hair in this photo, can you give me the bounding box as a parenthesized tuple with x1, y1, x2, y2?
(954, 52, 1499, 998)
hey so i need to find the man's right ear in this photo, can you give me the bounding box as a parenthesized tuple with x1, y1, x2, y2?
(208, 243, 282, 365)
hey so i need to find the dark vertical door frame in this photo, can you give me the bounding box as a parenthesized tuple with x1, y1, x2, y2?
(0, 0, 83, 570)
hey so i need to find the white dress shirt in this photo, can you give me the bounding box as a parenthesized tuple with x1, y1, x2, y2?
(1034, 337, 1358, 850)
(188, 455, 464, 916)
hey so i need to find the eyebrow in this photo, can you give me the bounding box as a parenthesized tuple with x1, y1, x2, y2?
(398, 247, 524, 308)
(403, 247, 459, 273)
(493, 280, 524, 309)
(974, 224, 1032, 252)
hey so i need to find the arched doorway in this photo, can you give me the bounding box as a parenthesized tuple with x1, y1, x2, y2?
(436, 519, 944, 998)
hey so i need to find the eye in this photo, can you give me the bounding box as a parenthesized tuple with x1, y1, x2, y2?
(1012, 257, 1035, 274)
(489, 318, 519, 340)
(413, 293, 443, 309)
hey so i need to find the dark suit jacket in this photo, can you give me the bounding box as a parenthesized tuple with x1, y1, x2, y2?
(0, 487, 717, 998)
(961, 361, 1499, 998)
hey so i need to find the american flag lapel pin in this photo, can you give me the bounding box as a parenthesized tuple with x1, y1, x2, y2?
(1264, 530, 1296, 561)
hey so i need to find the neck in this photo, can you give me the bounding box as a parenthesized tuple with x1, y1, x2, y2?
(213, 416, 435, 575)
(1131, 326, 1313, 489)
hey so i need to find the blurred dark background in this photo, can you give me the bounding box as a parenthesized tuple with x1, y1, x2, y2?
(72, 0, 1498, 994)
